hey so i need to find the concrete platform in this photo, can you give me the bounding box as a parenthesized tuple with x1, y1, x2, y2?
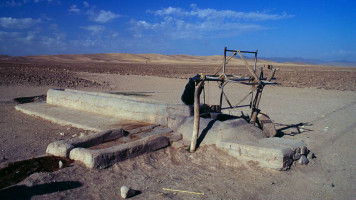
(15, 102, 143, 132)
(16, 89, 310, 170)
(46, 89, 192, 126)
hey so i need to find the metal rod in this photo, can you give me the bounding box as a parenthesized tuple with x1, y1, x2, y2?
(223, 47, 227, 74)
(226, 49, 256, 54)
(254, 50, 258, 72)
(221, 105, 250, 110)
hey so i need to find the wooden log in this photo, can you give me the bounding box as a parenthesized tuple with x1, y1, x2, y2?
(250, 86, 263, 124)
(190, 81, 204, 152)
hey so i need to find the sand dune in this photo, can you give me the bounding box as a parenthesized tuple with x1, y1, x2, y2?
(0, 53, 279, 65)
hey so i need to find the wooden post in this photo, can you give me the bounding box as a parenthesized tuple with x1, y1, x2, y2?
(190, 81, 204, 152)
(250, 85, 263, 124)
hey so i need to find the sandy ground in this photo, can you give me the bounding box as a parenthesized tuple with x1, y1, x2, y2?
(0, 70, 355, 199)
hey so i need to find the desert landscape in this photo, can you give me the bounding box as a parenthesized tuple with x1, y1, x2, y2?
(0, 53, 355, 200)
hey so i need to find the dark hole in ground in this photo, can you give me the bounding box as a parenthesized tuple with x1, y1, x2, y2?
(108, 91, 155, 97)
(0, 156, 73, 190)
(13, 95, 46, 104)
(0, 181, 82, 200)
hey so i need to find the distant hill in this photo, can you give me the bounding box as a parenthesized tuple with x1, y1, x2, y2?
(0, 53, 354, 67)
(0, 53, 274, 65)
(262, 57, 356, 67)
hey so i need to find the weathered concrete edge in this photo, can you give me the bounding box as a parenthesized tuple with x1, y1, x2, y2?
(46, 129, 127, 157)
(69, 134, 171, 169)
(217, 139, 307, 170)
(46, 89, 191, 126)
(15, 104, 102, 132)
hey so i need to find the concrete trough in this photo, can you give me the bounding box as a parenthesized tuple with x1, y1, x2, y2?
(47, 126, 181, 169)
(16, 89, 310, 170)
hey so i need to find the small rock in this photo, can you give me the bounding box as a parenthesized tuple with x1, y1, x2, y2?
(293, 153, 301, 161)
(79, 132, 86, 137)
(72, 133, 77, 138)
(307, 152, 316, 160)
(299, 155, 309, 165)
(59, 160, 63, 169)
(121, 185, 134, 199)
(59, 132, 65, 136)
(301, 147, 308, 155)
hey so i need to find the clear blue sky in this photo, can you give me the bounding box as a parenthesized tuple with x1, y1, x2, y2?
(0, 0, 355, 62)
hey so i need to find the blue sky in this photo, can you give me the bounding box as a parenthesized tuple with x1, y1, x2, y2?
(0, 0, 355, 62)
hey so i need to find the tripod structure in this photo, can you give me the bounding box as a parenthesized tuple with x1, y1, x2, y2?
(187, 47, 278, 152)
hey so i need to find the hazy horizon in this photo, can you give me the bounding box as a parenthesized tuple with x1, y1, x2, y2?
(0, 0, 355, 62)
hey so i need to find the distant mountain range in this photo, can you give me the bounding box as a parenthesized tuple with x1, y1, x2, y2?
(0, 53, 355, 67)
(260, 57, 356, 67)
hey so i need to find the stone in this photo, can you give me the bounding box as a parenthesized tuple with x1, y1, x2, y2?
(299, 155, 309, 165)
(46, 141, 74, 157)
(58, 160, 63, 169)
(300, 147, 308, 155)
(293, 152, 301, 161)
(121, 186, 135, 199)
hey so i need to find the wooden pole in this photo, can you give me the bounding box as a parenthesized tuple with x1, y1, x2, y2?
(250, 85, 263, 124)
(190, 81, 204, 152)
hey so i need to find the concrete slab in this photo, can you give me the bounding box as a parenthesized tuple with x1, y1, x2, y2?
(46, 89, 192, 126)
(15, 102, 142, 132)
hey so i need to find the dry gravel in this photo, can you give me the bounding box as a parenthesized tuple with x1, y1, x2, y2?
(1, 61, 355, 91)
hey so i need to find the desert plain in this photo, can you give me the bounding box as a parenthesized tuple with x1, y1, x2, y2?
(0, 53, 355, 199)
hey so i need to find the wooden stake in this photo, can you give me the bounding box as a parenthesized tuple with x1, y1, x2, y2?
(190, 81, 204, 152)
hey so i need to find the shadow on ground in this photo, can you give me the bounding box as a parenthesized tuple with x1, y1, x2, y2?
(13, 95, 46, 104)
(275, 122, 313, 137)
(0, 156, 73, 190)
(0, 181, 82, 200)
(108, 91, 155, 97)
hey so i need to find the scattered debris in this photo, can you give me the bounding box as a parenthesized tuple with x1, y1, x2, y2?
(307, 152, 316, 160)
(162, 188, 205, 195)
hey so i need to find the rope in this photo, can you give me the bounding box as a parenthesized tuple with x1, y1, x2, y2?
(212, 52, 237, 75)
(223, 86, 258, 110)
(236, 50, 261, 84)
